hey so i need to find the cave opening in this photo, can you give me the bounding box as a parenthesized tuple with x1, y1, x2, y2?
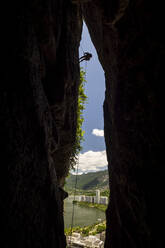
(2, 1, 164, 248)
(64, 22, 109, 246)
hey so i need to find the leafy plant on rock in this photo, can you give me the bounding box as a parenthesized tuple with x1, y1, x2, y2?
(70, 68, 87, 170)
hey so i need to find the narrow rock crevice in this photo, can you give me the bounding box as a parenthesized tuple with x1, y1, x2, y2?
(0, 1, 165, 248)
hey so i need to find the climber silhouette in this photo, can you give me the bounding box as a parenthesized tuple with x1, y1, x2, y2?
(79, 52, 92, 63)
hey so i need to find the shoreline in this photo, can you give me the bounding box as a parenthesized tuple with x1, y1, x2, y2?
(65, 220, 106, 237)
(73, 200, 107, 212)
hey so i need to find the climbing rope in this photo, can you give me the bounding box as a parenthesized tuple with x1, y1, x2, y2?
(69, 49, 91, 244)
(84, 59, 87, 80)
(70, 156, 79, 238)
(80, 43, 85, 54)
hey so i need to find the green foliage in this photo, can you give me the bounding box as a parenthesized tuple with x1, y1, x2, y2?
(82, 227, 90, 236)
(65, 226, 81, 236)
(101, 189, 110, 198)
(96, 224, 106, 233)
(76, 201, 107, 212)
(69, 68, 87, 170)
(65, 221, 106, 237)
(76, 69, 87, 152)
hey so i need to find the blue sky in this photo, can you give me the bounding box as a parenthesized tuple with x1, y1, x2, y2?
(75, 22, 108, 174)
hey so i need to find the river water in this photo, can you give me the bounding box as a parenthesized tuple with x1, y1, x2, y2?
(64, 196, 105, 229)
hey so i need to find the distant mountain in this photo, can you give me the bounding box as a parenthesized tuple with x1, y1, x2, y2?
(64, 170, 109, 191)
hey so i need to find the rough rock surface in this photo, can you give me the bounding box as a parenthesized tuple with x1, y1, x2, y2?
(0, 1, 82, 247)
(0, 0, 165, 248)
(82, 1, 165, 247)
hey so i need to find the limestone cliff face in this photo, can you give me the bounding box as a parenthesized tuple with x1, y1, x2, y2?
(82, 1, 165, 247)
(0, 1, 82, 247)
(0, 0, 165, 248)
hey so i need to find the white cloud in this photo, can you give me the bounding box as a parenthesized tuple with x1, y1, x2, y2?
(92, 129, 104, 137)
(72, 150, 107, 174)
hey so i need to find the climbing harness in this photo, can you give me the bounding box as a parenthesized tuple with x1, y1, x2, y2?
(79, 52, 92, 63)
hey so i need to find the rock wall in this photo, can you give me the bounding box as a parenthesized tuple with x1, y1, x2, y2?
(82, 0, 165, 247)
(0, 1, 82, 247)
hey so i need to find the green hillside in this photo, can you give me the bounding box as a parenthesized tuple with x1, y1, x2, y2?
(64, 170, 109, 191)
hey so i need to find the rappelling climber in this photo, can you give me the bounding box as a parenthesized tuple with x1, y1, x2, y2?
(79, 52, 92, 63)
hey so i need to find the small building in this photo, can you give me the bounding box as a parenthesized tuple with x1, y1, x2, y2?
(76, 190, 108, 205)
(100, 196, 108, 205)
(75, 196, 82, 202)
(96, 190, 100, 204)
(80, 195, 85, 201)
(85, 196, 92, 203)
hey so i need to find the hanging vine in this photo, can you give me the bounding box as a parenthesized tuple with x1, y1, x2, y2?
(70, 68, 87, 170)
